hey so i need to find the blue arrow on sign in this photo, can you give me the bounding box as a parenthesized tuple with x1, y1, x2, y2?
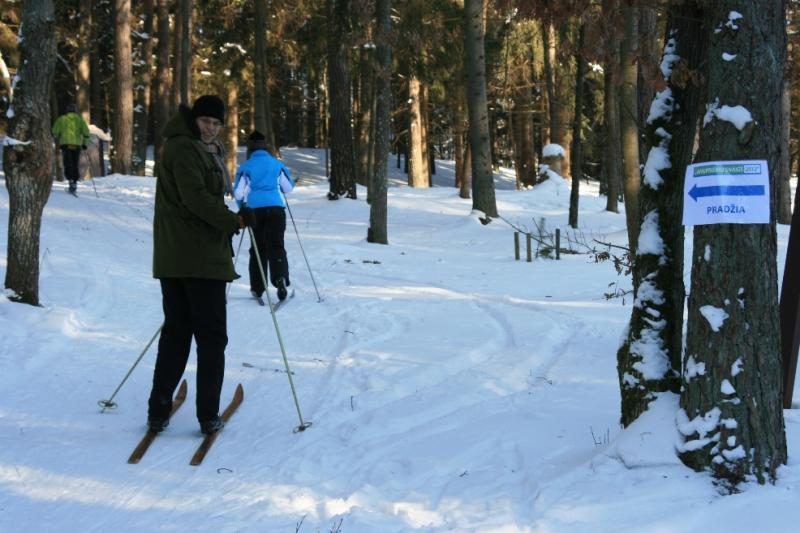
(688, 184, 765, 202)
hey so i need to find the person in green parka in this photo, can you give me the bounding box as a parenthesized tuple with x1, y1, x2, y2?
(51, 103, 90, 195)
(147, 95, 247, 435)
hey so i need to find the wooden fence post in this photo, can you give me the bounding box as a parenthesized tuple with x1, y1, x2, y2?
(526, 234, 532, 262)
(555, 228, 561, 260)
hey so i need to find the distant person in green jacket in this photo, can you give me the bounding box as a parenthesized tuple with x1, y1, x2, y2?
(51, 103, 90, 195)
(147, 95, 247, 436)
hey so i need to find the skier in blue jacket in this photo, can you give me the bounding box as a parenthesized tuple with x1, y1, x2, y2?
(233, 131, 295, 301)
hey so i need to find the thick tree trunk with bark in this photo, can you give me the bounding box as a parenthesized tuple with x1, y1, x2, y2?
(680, 0, 787, 485)
(637, 6, 658, 165)
(3, 0, 57, 306)
(152, 0, 170, 164)
(112, 0, 133, 174)
(408, 76, 430, 187)
(620, 5, 641, 256)
(617, 5, 706, 426)
(326, 0, 357, 199)
(368, 0, 391, 245)
(463, 0, 496, 218)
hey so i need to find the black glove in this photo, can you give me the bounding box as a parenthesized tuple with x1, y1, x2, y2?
(239, 207, 256, 227)
(82, 145, 87, 150)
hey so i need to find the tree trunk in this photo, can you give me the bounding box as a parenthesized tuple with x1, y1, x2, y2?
(541, 19, 554, 148)
(152, 0, 170, 164)
(680, 0, 787, 485)
(554, 24, 573, 178)
(541, 19, 573, 179)
(460, 141, 472, 199)
(224, 82, 239, 179)
(253, 0, 277, 153)
(511, 87, 536, 189)
(368, 0, 391, 245)
(2, 0, 57, 306)
(112, 0, 133, 174)
(170, 4, 182, 111)
(133, 0, 154, 175)
(179, 0, 191, 104)
(568, 23, 585, 229)
(603, 0, 621, 213)
(778, 79, 792, 224)
(356, 46, 375, 187)
(637, 6, 658, 165)
(326, 0, 357, 200)
(617, 4, 705, 427)
(454, 89, 470, 196)
(463, 0, 497, 218)
(620, 4, 641, 256)
(77, 0, 91, 124)
(408, 76, 430, 187)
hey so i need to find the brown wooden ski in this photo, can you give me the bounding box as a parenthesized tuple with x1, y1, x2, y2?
(189, 383, 244, 466)
(127, 379, 188, 464)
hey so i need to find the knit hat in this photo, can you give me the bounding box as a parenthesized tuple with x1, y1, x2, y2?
(191, 95, 225, 123)
(246, 130, 268, 156)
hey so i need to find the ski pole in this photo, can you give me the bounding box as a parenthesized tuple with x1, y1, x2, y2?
(248, 226, 312, 432)
(283, 194, 322, 302)
(98, 323, 163, 412)
(80, 148, 99, 198)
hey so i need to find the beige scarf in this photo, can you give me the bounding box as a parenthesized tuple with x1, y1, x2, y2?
(197, 139, 233, 196)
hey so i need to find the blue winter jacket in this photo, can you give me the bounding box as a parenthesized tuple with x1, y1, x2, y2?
(233, 150, 295, 208)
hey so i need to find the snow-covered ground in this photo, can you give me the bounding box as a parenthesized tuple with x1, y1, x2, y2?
(0, 148, 798, 532)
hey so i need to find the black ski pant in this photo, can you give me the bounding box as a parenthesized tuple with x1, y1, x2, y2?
(148, 278, 227, 423)
(61, 145, 80, 184)
(248, 206, 289, 296)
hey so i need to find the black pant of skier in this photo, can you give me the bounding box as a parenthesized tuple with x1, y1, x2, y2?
(61, 146, 81, 194)
(248, 206, 290, 300)
(147, 278, 227, 434)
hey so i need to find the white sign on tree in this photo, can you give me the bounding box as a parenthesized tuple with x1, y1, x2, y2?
(682, 160, 770, 226)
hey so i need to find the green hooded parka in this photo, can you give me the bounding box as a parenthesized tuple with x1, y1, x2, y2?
(153, 107, 241, 281)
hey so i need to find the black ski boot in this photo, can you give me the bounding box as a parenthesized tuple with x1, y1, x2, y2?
(147, 417, 169, 433)
(200, 416, 224, 435)
(276, 277, 288, 301)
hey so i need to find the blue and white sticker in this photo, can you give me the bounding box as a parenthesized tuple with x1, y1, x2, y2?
(682, 160, 770, 226)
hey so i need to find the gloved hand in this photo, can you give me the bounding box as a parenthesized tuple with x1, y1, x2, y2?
(82, 145, 87, 150)
(239, 207, 256, 228)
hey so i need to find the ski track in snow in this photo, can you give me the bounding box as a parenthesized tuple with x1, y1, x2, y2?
(0, 173, 638, 532)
